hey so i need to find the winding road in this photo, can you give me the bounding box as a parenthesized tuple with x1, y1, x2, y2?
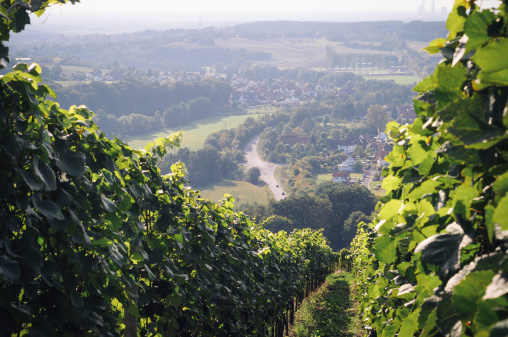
(243, 134, 287, 201)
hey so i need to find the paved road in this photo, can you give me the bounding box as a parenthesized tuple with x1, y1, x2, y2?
(360, 170, 373, 189)
(243, 134, 286, 201)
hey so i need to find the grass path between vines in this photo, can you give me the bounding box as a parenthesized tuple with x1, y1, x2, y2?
(289, 271, 362, 337)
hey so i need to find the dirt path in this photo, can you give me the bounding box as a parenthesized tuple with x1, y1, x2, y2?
(243, 134, 286, 201)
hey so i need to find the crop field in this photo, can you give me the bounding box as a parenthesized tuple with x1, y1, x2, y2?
(213, 38, 392, 69)
(124, 113, 263, 150)
(197, 180, 274, 209)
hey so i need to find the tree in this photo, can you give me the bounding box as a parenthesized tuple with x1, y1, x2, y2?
(342, 211, 370, 247)
(365, 104, 389, 132)
(353, 160, 363, 173)
(323, 114, 330, 127)
(263, 215, 293, 233)
(315, 181, 377, 250)
(245, 167, 261, 185)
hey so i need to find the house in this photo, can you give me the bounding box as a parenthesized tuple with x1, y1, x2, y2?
(332, 171, 351, 184)
(338, 156, 355, 172)
(399, 105, 417, 119)
(336, 139, 358, 154)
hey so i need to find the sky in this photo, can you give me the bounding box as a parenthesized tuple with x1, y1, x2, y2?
(55, 0, 450, 15)
(27, 0, 498, 34)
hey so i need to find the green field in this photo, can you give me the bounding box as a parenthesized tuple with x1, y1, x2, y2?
(315, 173, 333, 183)
(124, 113, 263, 150)
(370, 180, 386, 197)
(362, 75, 421, 85)
(197, 180, 274, 210)
(213, 38, 391, 69)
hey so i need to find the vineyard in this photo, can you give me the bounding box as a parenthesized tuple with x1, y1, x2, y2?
(0, 1, 337, 336)
(351, 1, 508, 336)
(2, 0, 508, 336)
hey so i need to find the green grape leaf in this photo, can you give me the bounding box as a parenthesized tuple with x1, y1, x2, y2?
(452, 270, 495, 321)
(492, 194, 508, 230)
(55, 149, 86, 177)
(17, 169, 41, 191)
(100, 194, 117, 213)
(483, 273, 508, 300)
(374, 236, 397, 264)
(437, 295, 462, 336)
(490, 319, 508, 337)
(379, 199, 403, 220)
(464, 10, 495, 54)
(413, 76, 435, 94)
(473, 38, 508, 88)
(424, 38, 446, 54)
(0, 255, 20, 282)
(33, 197, 64, 220)
(408, 180, 441, 200)
(399, 308, 420, 336)
(130, 252, 144, 265)
(414, 224, 465, 277)
(446, 2, 468, 40)
(92, 238, 113, 247)
(34, 158, 56, 191)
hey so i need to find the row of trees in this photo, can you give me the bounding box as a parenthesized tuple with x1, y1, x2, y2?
(52, 78, 231, 137)
(326, 49, 399, 71)
(242, 181, 377, 251)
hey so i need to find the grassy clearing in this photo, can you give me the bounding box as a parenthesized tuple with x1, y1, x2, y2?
(197, 180, 274, 210)
(362, 75, 421, 85)
(370, 180, 386, 197)
(58, 65, 94, 75)
(290, 271, 362, 337)
(124, 113, 263, 150)
(314, 173, 332, 183)
(54, 80, 92, 87)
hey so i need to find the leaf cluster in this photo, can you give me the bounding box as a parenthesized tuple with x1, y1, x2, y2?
(351, 1, 508, 336)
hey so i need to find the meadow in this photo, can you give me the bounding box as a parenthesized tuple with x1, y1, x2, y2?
(197, 180, 274, 210)
(124, 113, 263, 150)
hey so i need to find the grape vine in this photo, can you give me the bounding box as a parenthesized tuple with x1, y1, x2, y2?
(351, 1, 508, 336)
(0, 1, 337, 336)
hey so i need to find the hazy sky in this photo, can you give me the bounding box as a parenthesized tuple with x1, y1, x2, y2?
(51, 0, 453, 15)
(29, 0, 499, 34)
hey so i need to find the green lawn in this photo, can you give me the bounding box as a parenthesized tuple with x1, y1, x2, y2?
(197, 180, 274, 210)
(315, 173, 333, 183)
(124, 113, 263, 150)
(370, 180, 386, 197)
